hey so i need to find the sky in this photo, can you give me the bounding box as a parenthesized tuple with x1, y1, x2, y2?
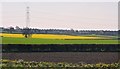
(1, 2, 118, 30)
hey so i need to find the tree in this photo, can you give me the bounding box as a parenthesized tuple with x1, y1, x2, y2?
(23, 27, 32, 38)
(9, 26, 14, 33)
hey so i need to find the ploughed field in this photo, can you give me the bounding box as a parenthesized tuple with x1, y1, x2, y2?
(0, 33, 119, 44)
(2, 52, 119, 63)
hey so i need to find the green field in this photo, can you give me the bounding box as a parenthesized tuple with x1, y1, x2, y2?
(1, 37, 118, 44)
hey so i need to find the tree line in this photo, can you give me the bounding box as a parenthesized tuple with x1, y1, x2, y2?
(0, 26, 119, 36)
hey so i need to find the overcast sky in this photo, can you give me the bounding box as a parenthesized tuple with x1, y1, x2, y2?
(1, 2, 118, 30)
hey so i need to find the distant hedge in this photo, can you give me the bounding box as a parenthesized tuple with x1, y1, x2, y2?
(2, 44, 119, 52)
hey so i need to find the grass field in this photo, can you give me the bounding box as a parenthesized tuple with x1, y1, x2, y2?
(0, 33, 119, 44)
(1, 37, 118, 44)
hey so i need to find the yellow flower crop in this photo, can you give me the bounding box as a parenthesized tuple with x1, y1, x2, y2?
(0, 33, 106, 40)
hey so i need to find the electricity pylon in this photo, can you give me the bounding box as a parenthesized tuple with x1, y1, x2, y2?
(23, 5, 32, 38)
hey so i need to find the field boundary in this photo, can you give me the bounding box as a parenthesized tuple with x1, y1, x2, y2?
(2, 44, 119, 52)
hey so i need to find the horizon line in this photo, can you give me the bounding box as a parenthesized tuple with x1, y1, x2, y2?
(0, 26, 119, 31)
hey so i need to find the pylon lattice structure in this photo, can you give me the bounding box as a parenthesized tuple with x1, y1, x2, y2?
(23, 5, 32, 38)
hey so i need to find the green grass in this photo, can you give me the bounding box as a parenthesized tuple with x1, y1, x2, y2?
(1, 37, 119, 44)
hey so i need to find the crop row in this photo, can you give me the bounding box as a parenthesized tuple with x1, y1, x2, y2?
(0, 59, 119, 69)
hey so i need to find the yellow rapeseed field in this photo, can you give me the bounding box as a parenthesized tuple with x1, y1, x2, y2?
(0, 33, 24, 38)
(0, 33, 103, 39)
(32, 34, 100, 39)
